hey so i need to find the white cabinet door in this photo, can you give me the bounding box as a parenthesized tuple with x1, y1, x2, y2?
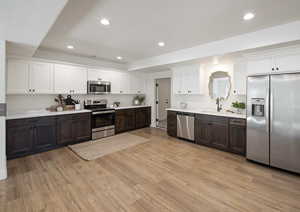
(29, 62, 54, 94)
(54, 65, 87, 94)
(54, 65, 72, 94)
(233, 61, 247, 95)
(87, 69, 111, 81)
(70, 67, 87, 94)
(130, 73, 145, 94)
(185, 68, 202, 94)
(247, 57, 273, 75)
(275, 52, 300, 73)
(172, 69, 183, 94)
(110, 71, 130, 94)
(7, 60, 30, 94)
(172, 65, 202, 95)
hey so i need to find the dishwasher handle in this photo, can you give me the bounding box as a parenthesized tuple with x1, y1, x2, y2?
(177, 112, 195, 117)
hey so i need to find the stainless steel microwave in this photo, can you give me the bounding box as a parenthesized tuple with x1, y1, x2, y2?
(87, 80, 111, 94)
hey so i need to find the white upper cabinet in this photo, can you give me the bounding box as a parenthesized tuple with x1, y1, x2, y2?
(246, 56, 273, 75)
(233, 60, 247, 95)
(7, 59, 30, 94)
(54, 64, 87, 94)
(109, 71, 131, 94)
(246, 47, 300, 75)
(7, 59, 54, 94)
(274, 52, 300, 72)
(29, 62, 54, 94)
(172, 69, 183, 94)
(130, 73, 145, 94)
(172, 64, 202, 95)
(87, 69, 111, 81)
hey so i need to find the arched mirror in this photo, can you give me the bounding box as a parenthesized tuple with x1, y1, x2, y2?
(208, 71, 231, 100)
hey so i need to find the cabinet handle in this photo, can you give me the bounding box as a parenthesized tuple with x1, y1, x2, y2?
(272, 68, 275, 71)
(29, 89, 32, 92)
(276, 67, 279, 71)
(188, 91, 191, 93)
(32, 89, 35, 92)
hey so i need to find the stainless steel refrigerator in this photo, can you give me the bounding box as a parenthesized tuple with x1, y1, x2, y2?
(247, 73, 300, 174)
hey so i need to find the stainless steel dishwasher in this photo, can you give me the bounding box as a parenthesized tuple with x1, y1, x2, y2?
(177, 112, 195, 141)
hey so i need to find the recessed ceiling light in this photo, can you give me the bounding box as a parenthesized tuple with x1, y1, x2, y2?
(67, 45, 74, 49)
(116, 56, 123, 60)
(243, 12, 255, 21)
(100, 18, 110, 26)
(158, 42, 165, 47)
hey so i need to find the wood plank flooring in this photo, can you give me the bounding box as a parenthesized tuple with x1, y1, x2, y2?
(1, 127, 300, 212)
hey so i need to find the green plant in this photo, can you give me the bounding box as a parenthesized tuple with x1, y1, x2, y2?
(232, 101, 246, 109)
(133, 95, 145, 103)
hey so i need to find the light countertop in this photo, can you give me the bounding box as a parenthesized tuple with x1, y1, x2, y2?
(166, 108, 246, 119)
(112, 105, 151, 110)
(6, 109, 92, 120)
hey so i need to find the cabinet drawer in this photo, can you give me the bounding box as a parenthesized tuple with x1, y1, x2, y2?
(230, 118, 246, 126)
(72, 112, 91, 120)
(196, 114, 228, 125)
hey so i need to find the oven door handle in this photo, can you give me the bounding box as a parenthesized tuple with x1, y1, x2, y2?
(92, 110, 115, 115)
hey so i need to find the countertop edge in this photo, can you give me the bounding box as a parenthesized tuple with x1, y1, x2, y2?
(6, 110, 92, 120)
(113, 105, 151, 110)
(166, 108, 246, 119)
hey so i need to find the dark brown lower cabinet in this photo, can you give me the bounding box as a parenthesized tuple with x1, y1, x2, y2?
(194, 114, 246, 155)
(34, 117, 57, 151)
(115, 107, 151, 134)
(229, 119, 246, 155)
(6, 122, 34, 158)
(195, 119, 211, 146)
(6, 112, 91, 159)
(7, 117, 57, 159)
(57, 113, 91, 145)
(167, 111, 177, 137)
(210, 119, 229, 151)
(136, 107, 151, 129)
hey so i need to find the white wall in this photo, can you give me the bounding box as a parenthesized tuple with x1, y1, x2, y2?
(0, 40, 7, 180)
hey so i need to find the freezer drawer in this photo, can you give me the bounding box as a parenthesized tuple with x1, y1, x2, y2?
(177, 113, 195, 141)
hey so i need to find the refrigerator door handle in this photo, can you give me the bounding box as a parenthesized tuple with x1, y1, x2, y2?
(265, 90, 269, 134)
(270, 92, 273, 133)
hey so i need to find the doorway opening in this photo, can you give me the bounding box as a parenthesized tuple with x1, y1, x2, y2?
(155, 78, 171, 129)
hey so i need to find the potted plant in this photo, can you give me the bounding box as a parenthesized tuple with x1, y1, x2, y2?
(232, 101, 246, 114)
(133, 95, 145, 106)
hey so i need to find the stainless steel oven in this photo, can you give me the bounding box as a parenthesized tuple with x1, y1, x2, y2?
(87, 80, 111, 94)
(84, 99, 115, 140)
(92, 110, 115, 140)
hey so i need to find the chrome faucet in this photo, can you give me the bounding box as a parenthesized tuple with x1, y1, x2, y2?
(216, 97, 223, 112)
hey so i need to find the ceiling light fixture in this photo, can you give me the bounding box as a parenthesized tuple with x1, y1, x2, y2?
(100, 18, 110, 26)
(116, 56, 123, 60)
(158, 42, 165, 47)
(243, 12, 255, 21)
(67, 45, 74, 49)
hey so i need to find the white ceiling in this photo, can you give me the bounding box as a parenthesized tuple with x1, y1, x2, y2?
(40, 0, 300, 63)
(0, 0, 67, 56)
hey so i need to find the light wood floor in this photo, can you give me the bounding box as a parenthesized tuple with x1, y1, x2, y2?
(1, 128, 300, 212)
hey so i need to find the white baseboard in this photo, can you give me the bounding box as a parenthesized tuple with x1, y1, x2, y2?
(0, 166, 7, 181)
(0, 154, 7, 181)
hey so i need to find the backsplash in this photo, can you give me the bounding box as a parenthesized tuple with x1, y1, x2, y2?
(172, 94, 246, 113)
(6, 94, 137, 114)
